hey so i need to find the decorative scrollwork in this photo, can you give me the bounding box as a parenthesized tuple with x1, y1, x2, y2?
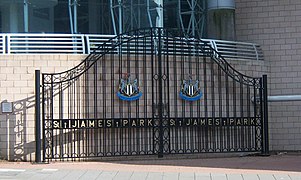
(43, 27, 260, 87)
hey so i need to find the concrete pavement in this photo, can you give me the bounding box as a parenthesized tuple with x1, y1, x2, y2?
(0, 154, 300, 180)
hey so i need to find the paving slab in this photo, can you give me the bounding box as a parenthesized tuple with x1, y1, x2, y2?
(96, 170, 118, 180)
(179, 172, 195, 180)
(113, 171, 133, 180)
(162, 172, 179, 180)
(129, 172, 149, 180)
(226, 174, 244, 180)
(195, 172, 211, 180)
(290, 175, 301, 180)
(44, 170, 72, 180)
(14, 169, 37, 179)
(211, 173, 227, 180)
(78, 170, 102, 180)
(243, 174, 260, 180)
(26, 170, 54, 180)
(257, 174, 276, 180)
(273, 174, 292, 180)
(146, 172, 163, 180)
(62, 170, 87, 180)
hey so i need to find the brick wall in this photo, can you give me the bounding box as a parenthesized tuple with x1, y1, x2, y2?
(236, 0, 301, 151)
(0, 55, 84, 161)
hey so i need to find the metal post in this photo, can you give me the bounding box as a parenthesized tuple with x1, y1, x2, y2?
(24, 0, 29, 32)
(155, 0, 163, 28)
(68, 0, 74, 34)
(191, 0, 195, 37)
(35, 70, 41, 163)
(118, 0, 123, 34)
(157, 29, 163, 158)
(74, 0, 78, 33)
(110, 0, 117, 35)
(262, 74, 269, 155)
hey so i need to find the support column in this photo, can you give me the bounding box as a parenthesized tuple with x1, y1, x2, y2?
(73, 0, 78, 33)
(24, 0, 29, 32)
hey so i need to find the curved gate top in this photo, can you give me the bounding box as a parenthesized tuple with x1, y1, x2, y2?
(40, 28, 268, 160)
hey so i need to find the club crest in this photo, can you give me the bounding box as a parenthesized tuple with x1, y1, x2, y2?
(117, 75, 142, 101)
(179, 77, 202, 101)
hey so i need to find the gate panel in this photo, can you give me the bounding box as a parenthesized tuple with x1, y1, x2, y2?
(42, 28, 266, 160)
(159, 33, 263, 154)
(43, 30, 160, 159)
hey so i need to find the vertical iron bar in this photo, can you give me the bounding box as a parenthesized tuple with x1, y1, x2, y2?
(118, 42, 123, 155)
(259, 78, 264, 152)
(143, 34, 147, 153)
(203, 56, 208, 151)
(173, 36, 178, 153)
(158, 28, 164, 158)
(50, 75, 54, 159)
(94, 58, 98, 156)
(233, 80, 237, 150)
(135, 30, 140, 154)
(127, 40, 131, 155)
(239, 76, 244, 151)
(42, 74, 46, 161)
(111, 48, 115, 155)
(247, 85, 251, 151)
(151, 29, 156, 155)
(103, 51, 107, 155)
(210, 56, 215, 152)
(35, 70, 41, 163)
(253, 80, 258, 151)
(262, 75, 269, 155)
(218, 65, 222, 152)
(59, 83, 64, 159)
(225, 72, 230, 151)
(165, 30, 171, 154)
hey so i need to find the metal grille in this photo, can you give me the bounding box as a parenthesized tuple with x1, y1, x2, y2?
(41, 28, 268, 160)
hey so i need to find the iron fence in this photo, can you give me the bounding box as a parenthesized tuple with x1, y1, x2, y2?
(37, 28, 268, 161)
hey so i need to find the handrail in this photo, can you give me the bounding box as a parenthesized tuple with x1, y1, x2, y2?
(0, 33, 264, 61)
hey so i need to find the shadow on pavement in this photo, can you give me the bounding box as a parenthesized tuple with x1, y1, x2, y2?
(109, 154, 301, 173)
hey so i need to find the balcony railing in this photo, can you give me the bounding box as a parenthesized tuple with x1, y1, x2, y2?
(0, 33, 264, 61)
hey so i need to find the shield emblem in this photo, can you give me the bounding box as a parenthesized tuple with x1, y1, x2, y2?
(179, 77, 202, 101)
(117, 75, 142, 101)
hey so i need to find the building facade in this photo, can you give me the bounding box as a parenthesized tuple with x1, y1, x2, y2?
(0, 0, 300, 161)
(235, 0, 301, 151)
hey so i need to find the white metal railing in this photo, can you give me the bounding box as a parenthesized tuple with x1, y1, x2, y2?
(85, 34, 115, 54)
(0, 33, 264, 61)
(5, 34, 85, 54)
(203, 39, 264, 61)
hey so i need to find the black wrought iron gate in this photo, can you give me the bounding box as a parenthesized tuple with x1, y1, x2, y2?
(40, 28, 269, 161)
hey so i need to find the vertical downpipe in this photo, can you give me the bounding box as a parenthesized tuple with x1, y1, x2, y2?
(35, 70, 42, 163)
(262, 74, 269, 155)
